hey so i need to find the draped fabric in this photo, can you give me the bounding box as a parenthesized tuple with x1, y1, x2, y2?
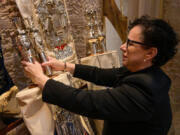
(120, 0, 163, 22)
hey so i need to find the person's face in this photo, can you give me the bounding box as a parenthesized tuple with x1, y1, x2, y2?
(120, 25, 153, 71)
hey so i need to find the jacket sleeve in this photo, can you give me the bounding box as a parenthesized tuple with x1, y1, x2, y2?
(73, 64, 129, 87)
(42, 77, 154, 122)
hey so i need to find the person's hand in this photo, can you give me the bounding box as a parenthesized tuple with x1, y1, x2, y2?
(21, 60, 49, 89)
(42, 56, 65, 71)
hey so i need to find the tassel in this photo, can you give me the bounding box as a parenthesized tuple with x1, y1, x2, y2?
(0, 86, 18, 109)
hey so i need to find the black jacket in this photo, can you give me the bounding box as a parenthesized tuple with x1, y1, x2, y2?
(42, 64, 172, 135)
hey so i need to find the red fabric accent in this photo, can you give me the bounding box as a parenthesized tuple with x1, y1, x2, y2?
(55, 43, 67, 50)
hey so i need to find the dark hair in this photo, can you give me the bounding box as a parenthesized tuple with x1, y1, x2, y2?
(128, 15, 179, 67)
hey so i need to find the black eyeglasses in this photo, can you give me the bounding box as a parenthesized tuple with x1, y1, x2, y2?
(126, 38, 146, 48)
(126, 38, 154, 48)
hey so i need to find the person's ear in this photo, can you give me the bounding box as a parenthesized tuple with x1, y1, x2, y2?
(145, 47, 158, 61)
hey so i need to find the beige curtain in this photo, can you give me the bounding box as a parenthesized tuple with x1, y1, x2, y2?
(120, 0, 163, 22)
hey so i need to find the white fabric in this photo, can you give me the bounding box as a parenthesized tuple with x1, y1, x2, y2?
(120, 0, 163, 21)
(81, 50, 120, 68)
(16, 73, 71, 135)
(16, 87, 55, 135)
(15, 0, 34, 18)
(81, 50, 120, 90)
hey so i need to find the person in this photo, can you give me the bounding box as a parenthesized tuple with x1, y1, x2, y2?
(22, 16, 179, 135)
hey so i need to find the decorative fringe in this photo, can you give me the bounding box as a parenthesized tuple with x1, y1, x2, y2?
(0, 86, 18, 109)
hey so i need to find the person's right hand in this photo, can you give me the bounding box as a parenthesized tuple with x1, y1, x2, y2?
(42, 56, 65, 71)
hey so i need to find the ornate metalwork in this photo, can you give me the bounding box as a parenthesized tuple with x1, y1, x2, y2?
(85, 8, 106, 56)
(33, 0, 73, 60)
(14, 17, 34, 63)
(55, 108, 86, 135)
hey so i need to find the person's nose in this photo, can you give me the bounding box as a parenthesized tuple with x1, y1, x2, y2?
(120, 43, 127, 52)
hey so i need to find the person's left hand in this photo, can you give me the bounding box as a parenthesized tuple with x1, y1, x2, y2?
(21, 60, 49, 89)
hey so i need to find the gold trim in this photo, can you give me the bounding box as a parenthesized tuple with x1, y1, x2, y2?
(0, 86, 18, 108)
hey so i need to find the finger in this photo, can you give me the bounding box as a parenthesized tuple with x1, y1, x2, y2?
(46, 56, 50, 61)
(48, 56, 56, 61)
(21, 61, 30, 66)
(47, 56, 52, 61)
(24, 66, 29, 72)
(41, 61, 52, 66)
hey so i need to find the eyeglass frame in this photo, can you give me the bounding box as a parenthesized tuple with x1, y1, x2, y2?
(126, 38, 154, 49)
